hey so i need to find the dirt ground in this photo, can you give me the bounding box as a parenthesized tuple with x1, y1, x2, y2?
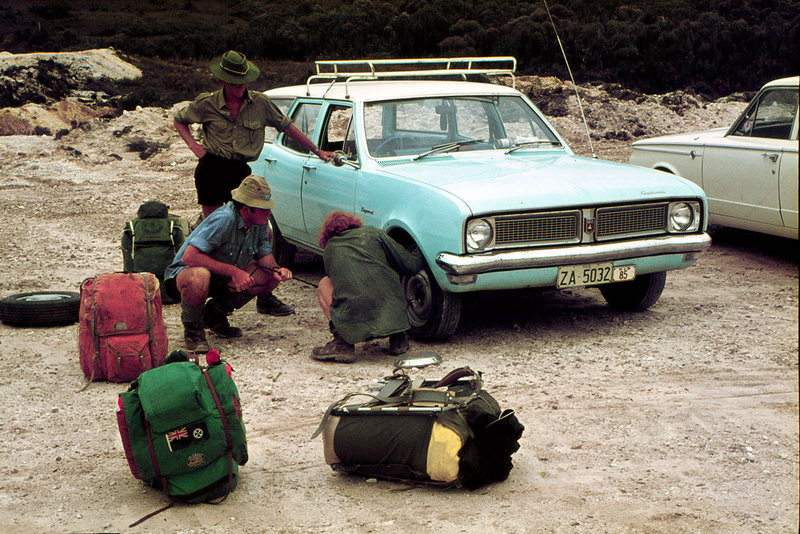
(0, 92, 797, 534)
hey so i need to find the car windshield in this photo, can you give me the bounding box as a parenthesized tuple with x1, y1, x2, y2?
(364, 95, 560, 158)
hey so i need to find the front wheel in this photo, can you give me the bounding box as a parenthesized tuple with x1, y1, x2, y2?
(599, 271, 667, 311)
(403, 255, 462, 340)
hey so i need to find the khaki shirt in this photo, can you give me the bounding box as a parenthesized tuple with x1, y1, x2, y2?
(174, 89, 292, 161)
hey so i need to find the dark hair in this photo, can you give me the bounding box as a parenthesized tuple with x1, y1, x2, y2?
(319, 211, 363, 248)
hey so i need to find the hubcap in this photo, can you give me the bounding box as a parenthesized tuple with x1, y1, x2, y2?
(404, 271, 432, 327)
(19, 293, 72, 302)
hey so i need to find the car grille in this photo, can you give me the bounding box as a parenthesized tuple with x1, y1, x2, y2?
(595, 203, 667, 240)
(494, 211, 580, 245)
(483, 202, 671, 249)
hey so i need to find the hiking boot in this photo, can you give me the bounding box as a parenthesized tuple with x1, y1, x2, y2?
(184, 328, 210, 353)
(388, 331, 410, 356)
(203, 300, 242, 338)
(256, 293, 295, 316)
(312, 335, 356, 363)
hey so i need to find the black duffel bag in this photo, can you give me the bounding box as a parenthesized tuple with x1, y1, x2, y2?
(312, 366, 524, 489)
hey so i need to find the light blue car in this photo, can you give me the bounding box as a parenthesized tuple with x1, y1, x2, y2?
(254, 58, 711, 339)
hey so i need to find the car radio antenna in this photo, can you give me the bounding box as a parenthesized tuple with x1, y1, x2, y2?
(543, 0, 596, 158)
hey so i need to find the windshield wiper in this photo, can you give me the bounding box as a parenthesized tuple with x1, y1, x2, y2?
(504, 140, 561, 154)
(412, 138, 483, 161)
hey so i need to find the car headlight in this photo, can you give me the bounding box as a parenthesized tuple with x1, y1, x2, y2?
(668, 201, 700, 233)
(466, 218, 494, 251)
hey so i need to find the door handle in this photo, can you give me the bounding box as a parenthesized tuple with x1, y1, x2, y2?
(762, 153, 779, 163)
(302, 164, 317, 171)
(263, 156, 276, 164)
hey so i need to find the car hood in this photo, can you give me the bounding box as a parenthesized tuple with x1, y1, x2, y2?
(380, 153, 704, 214)
(632, 127, 728, 146)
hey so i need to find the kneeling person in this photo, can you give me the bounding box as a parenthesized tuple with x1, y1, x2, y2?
(313, 211, 423, 363)
(165, 175, 292, 352)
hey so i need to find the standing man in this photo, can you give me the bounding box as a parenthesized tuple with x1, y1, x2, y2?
(164, 175, 292, 353)
(173, 49, 331, 317)
(312, 211, 423, 363)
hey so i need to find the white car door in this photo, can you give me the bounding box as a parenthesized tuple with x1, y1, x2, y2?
(778, 144, 798, 232)
(702, 87, 797, 231)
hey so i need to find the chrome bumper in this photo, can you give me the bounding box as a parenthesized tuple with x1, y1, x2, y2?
(435, 233, 712, 275)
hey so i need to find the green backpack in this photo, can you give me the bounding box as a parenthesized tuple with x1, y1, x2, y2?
(121, 200, 186, 283)
(117, 352, 247, 525)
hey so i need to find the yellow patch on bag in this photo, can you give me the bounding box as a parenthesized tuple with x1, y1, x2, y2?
(426, 421, 463, 482)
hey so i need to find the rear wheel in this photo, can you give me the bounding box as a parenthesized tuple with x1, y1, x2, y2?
(403, 246, 462, 340)
(268, 216, 296, 269)
(599, 271, 667, 311)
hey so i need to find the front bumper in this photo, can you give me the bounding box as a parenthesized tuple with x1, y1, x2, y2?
(435, 233, 712, 276)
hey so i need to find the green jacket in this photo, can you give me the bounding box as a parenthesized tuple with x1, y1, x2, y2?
(324, 226, 423, 344)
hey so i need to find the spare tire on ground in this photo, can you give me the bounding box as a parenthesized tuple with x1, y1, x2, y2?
(0, 291, 81, 327)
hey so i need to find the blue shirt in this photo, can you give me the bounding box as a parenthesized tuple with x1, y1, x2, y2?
(164, 202, 272, 281)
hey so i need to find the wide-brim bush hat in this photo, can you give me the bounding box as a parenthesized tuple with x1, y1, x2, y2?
(209, 50, 260, 84)
(231, 175, 274, 209)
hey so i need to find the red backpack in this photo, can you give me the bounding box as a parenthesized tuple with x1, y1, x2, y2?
(79, 272, 168, 382)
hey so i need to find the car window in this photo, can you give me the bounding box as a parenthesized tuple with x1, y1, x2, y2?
(733, 88, 798, 140)
(264, 97, 294, 143)
(320, 105, 357, 160)
(497, 97, 559, 146)
(364, 95, 559, 157)
(282, 102, 321, 153)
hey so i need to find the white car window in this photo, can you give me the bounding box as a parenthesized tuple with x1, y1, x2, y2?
(733, 89, 798, 140)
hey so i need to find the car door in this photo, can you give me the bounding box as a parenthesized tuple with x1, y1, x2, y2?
(300, 103, 358, 244)
(268, 100, 323, 243)
(702, 88, 797, 229)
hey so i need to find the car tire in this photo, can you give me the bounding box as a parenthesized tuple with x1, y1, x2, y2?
(403, 246, 462, 340)
(599, 271, 667, 311)
(0, 291, 81, 327)
(268, 216, 296, 269)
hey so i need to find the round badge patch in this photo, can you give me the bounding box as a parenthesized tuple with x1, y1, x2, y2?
(193, 427, 205, 439)
(186, 452, 206, 468)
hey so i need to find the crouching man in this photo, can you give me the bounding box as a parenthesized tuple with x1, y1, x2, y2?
(164, 175, 292, 352)
(312, 211, 423, 363)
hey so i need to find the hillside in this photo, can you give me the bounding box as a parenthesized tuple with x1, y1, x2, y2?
(1, 0, 797, 96)
(0, 49, 750, 164)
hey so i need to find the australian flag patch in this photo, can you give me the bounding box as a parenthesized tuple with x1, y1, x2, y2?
(164, 422, 209, 452)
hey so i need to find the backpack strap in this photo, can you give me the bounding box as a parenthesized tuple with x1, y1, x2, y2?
(127, 221, 136, 259)
(201, 366, 236, 501)
(168, 219, 175, 247)
(128, 418, 173, 527)
(310, 392, 389, 439)
(138, 273, 158, 361)
(83, 277, 102, 388)
(129, 501, 175, 528)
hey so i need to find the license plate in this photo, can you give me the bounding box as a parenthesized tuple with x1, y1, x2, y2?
(557, 262, 636, 288)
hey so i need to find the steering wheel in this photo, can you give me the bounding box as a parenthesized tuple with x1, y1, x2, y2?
(374, 135, 408, 156)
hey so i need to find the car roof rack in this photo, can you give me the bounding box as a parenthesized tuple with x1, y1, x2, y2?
(306, 56, 517, 97)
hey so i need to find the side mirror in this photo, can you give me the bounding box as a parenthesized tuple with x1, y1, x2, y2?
(331, 150, 360, 169)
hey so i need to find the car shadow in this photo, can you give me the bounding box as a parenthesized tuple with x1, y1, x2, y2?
(456, 287, 619, 335)
(708, 225, 798, 265)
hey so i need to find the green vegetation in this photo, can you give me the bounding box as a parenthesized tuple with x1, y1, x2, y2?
(1, 0, 797, 97)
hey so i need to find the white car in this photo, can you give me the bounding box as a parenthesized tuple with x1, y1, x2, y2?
(629, 76, 798, 239)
